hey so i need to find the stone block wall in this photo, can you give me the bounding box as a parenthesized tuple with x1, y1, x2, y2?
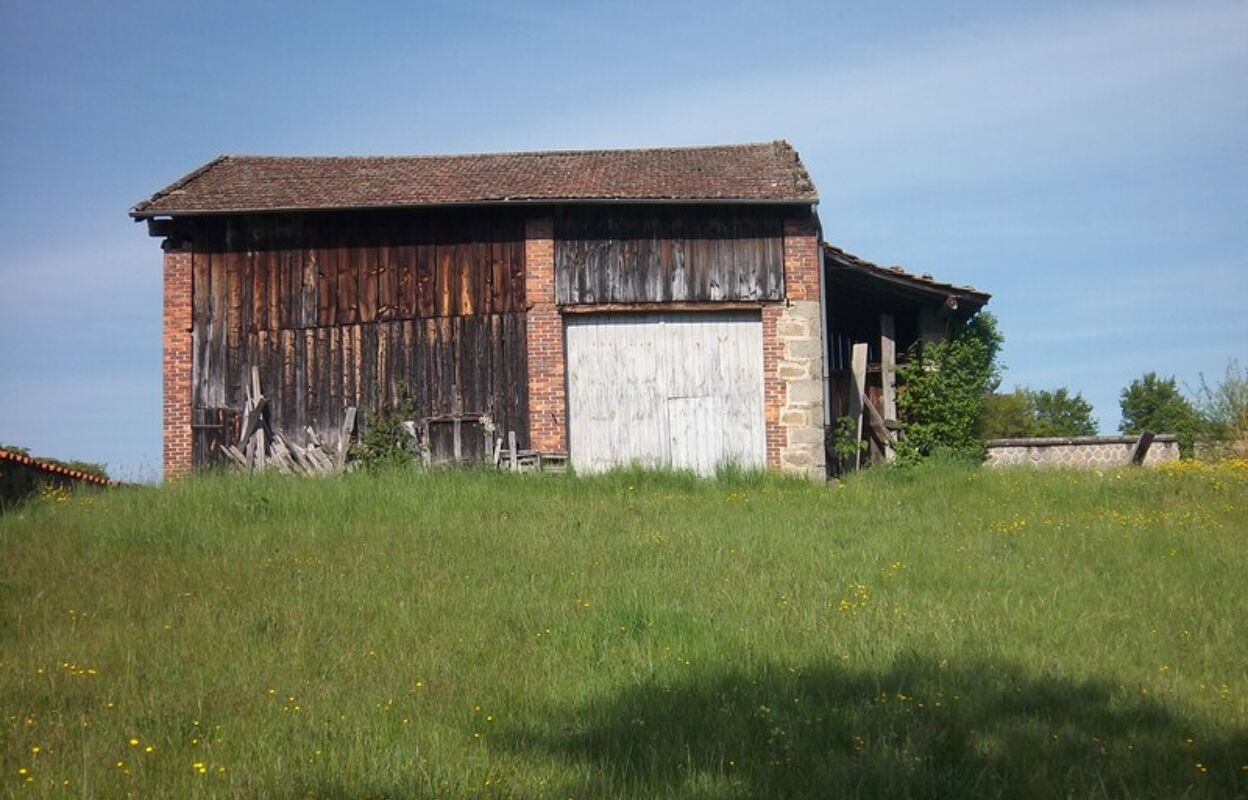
(984, 436, 1179, 468)
(771, 215, 826, 479)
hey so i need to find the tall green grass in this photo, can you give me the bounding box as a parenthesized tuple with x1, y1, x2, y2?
(2, 462, 1245, 798)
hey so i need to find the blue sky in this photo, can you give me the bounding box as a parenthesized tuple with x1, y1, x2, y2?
(1, 0, 1245, 480)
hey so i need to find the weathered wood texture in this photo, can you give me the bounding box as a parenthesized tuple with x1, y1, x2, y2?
(191, 211, 526, 330)
(191, 408, 238, 468)
(554, 206, 785, 305)
(187, 211, 529, 460)
(564, 311, 766, 475)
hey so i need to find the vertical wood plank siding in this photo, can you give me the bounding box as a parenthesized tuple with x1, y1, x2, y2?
(564, 311, 766, 474)
(189, 210, 529, 459)
(554, 206, 785, 305)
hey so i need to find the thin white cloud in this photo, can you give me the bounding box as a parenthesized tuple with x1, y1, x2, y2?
(521, 0, 1247, 188)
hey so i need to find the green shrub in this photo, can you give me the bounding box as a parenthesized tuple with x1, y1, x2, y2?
(352, 408, 417, 471)
(1194, 358, 1248, 457)
(896, 311, 1003, 460)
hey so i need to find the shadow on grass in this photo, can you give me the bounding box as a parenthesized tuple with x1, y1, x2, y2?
(499, 655, 1246, 800)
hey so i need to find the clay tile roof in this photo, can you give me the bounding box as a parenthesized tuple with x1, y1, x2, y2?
(131, 141, 817, 218)
(822, 243, 991, 306)
(0, 448, 116, 487)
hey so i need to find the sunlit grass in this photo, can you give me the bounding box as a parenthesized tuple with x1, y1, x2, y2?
(2, 461, 1246, 798)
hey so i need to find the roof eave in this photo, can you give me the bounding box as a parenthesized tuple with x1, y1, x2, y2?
(131, 195, 819, 221)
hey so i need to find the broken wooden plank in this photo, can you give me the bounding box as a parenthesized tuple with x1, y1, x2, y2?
(863, 398, 895, 452)
(238, 396, 268, 447)
(1129, 430, 1156, 465)
(269, 436, 294, 474)
(220, 444, 248, 467)
(336, 407, 357, 471)
(281, 435, 311, 473)
(306, 445, 336, 473)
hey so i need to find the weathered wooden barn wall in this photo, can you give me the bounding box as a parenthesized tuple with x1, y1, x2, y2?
(554, 205, 785, 304)
(185, 210, 530, 462)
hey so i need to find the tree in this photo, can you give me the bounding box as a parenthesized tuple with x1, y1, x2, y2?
(896, 311, 1003, 459)
(1029, 388, 1098, 437)
(982, 391, 1033, 439)
(983, 387, 1097, 439)
(1193, 358, 1248, 457)
(1119, 372, 1202, 457)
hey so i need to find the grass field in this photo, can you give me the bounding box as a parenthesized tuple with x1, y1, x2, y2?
(2, 460, 1246, 799)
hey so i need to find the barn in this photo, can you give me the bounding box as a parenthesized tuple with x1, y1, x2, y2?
(134, 141, 987, 480)
(135, 142, 829, 479)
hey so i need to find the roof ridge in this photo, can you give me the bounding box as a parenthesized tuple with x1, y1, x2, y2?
(211, 140, 791, 162)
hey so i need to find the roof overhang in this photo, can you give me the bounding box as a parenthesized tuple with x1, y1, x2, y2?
(131, 196, 817, 222)
(823, 243, 990, 313)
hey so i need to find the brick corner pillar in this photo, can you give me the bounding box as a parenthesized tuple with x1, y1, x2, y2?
(162, 239, 194, 480)
(524, 217, 567, 452)
(762, 304, 786, 469)
(769, 213, 826, 480)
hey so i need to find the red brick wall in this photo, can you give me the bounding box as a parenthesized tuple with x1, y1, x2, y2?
(162, 243, 193, 479)
(762, 304, 785, 468)
(524, 217, 567, 452)
(782, 215, 821, 301)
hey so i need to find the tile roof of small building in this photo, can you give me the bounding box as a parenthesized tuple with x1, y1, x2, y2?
(132, 141, 817, 218)
(823, 243, 991, 305)
(0, 448, 116, 487)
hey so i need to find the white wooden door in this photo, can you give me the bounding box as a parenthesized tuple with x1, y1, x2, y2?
(565, 312, 765, 475)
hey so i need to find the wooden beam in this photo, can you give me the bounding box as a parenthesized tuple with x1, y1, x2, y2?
(880, 314, 896, 421)
(560, 301, 766, 315)
(238, 396, 268, 448)
(879, 314, 897, 462)
(863, 397, 895, 449)
(1129, 430, 1156, 465)
(849, 343, 868, 470)
(336, 407, 356, 471)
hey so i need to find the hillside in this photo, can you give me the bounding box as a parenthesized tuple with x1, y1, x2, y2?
(2, 462, 1246, 798)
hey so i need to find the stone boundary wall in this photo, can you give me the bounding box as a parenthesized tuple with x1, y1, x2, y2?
(984, 435, 1179, 468)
